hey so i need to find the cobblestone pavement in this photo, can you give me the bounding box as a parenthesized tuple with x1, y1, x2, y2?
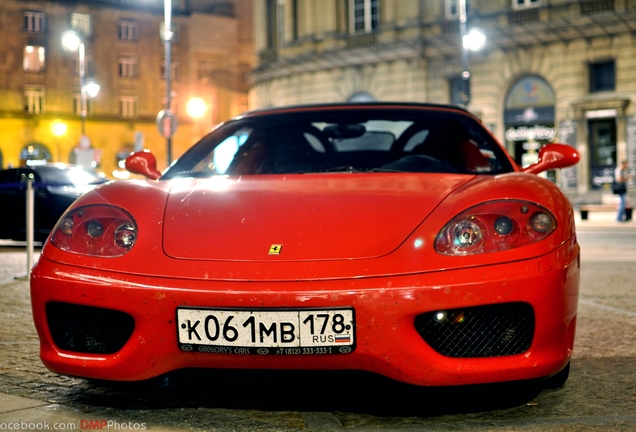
(1, 218, 636, 431)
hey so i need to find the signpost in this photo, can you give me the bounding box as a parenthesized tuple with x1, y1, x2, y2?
(157, 109, 178, 139)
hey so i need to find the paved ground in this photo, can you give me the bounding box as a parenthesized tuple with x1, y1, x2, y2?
(1, 212, 635, 431)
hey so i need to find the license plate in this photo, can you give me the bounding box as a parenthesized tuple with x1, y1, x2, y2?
(177, 307, 355, 355)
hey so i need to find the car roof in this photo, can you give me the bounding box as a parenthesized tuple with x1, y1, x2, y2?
(236, 102, 472, 119)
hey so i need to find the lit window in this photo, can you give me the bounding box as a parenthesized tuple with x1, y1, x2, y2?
(351, 0, 380, 33)
(23, 45, 46, 72)
(118, 20, 138, 41)
(24, 11, 46, 33)
(24, 86, 45, 114)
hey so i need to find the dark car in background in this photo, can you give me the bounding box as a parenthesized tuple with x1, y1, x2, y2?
(0, 164, 107, 242)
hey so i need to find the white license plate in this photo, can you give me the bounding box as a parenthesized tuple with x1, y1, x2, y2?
(177, 308, 355, 355)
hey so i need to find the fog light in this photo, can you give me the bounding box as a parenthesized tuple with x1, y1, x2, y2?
(434, 311, 447, 323)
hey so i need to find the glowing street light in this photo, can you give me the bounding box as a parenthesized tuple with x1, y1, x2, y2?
(162, 0, 175, 165)
(459, 0, 486, 105)
(50, 119, 68, 162)
(50, 119, 68, 137)
(186, 97, 207, 118)
(463, 28, 486, 52)
(85, 80, 101, 98)
(62, 30, 100, 136)
(187, 97, 208, 138)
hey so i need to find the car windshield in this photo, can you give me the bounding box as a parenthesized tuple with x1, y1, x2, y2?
(163, 107, 513, 179)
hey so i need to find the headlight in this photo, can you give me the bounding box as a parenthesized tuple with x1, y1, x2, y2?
(52, 205, 137, 257)
(435, 200, 556, 256)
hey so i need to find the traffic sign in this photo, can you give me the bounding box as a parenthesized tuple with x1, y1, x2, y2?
(156, 109, 178, 138)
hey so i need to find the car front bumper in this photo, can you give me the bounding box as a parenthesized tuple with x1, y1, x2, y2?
(30, 241, 579, 386)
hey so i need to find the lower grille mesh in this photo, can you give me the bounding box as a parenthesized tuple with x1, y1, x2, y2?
(46, 302, 135, 354)
(414, 302, 534, 358)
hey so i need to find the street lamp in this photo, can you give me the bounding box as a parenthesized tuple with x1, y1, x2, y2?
(50, 119, 67, 162)
(62, 30, 100, 137)
(459, 0, 486, 106)
(162, 0, 175, 165)
(186, 97, 208, 139)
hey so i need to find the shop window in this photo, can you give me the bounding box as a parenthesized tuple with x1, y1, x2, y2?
(20, 142, 52, 165)
(589, 61, 615, 92)
(503, 75, 556, 167)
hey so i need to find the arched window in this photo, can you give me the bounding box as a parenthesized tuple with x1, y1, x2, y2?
(503, 75, 556, 168)
(20, 142, 52, 166)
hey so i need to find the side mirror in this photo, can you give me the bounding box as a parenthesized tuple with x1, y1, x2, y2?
(522, 143, 580, 175)
(125, 150, 162, 180)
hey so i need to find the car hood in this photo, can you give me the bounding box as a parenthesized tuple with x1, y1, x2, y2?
(162, 174, 472, 261)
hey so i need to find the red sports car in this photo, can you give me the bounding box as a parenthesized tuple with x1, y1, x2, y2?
(30, 103, 580, 388)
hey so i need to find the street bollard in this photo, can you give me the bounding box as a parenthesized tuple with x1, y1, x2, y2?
(26, 174, 34, 280)
(15, 175, 35, 281)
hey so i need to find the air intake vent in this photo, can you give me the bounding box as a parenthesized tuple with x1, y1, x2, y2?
(46, 302, 135, 354)
(415, 302, 534, 358)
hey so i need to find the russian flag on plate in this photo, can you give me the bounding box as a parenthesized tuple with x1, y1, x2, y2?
(335, 335, 351, 344)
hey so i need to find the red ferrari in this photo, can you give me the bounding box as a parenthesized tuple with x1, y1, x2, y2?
(30, 103, 580, 388)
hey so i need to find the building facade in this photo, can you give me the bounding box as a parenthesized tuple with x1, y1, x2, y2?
(0, 0, 252, 175)
(251, 0, 636, 202)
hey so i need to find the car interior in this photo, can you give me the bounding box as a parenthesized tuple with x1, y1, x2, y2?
(166, 110, 512, 179)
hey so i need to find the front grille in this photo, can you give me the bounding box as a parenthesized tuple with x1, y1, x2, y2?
(46, 302, 135, 354)
(414, 303, 534, 358)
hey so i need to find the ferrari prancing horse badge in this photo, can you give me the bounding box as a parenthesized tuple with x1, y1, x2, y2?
(268, 244, 282, 255)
